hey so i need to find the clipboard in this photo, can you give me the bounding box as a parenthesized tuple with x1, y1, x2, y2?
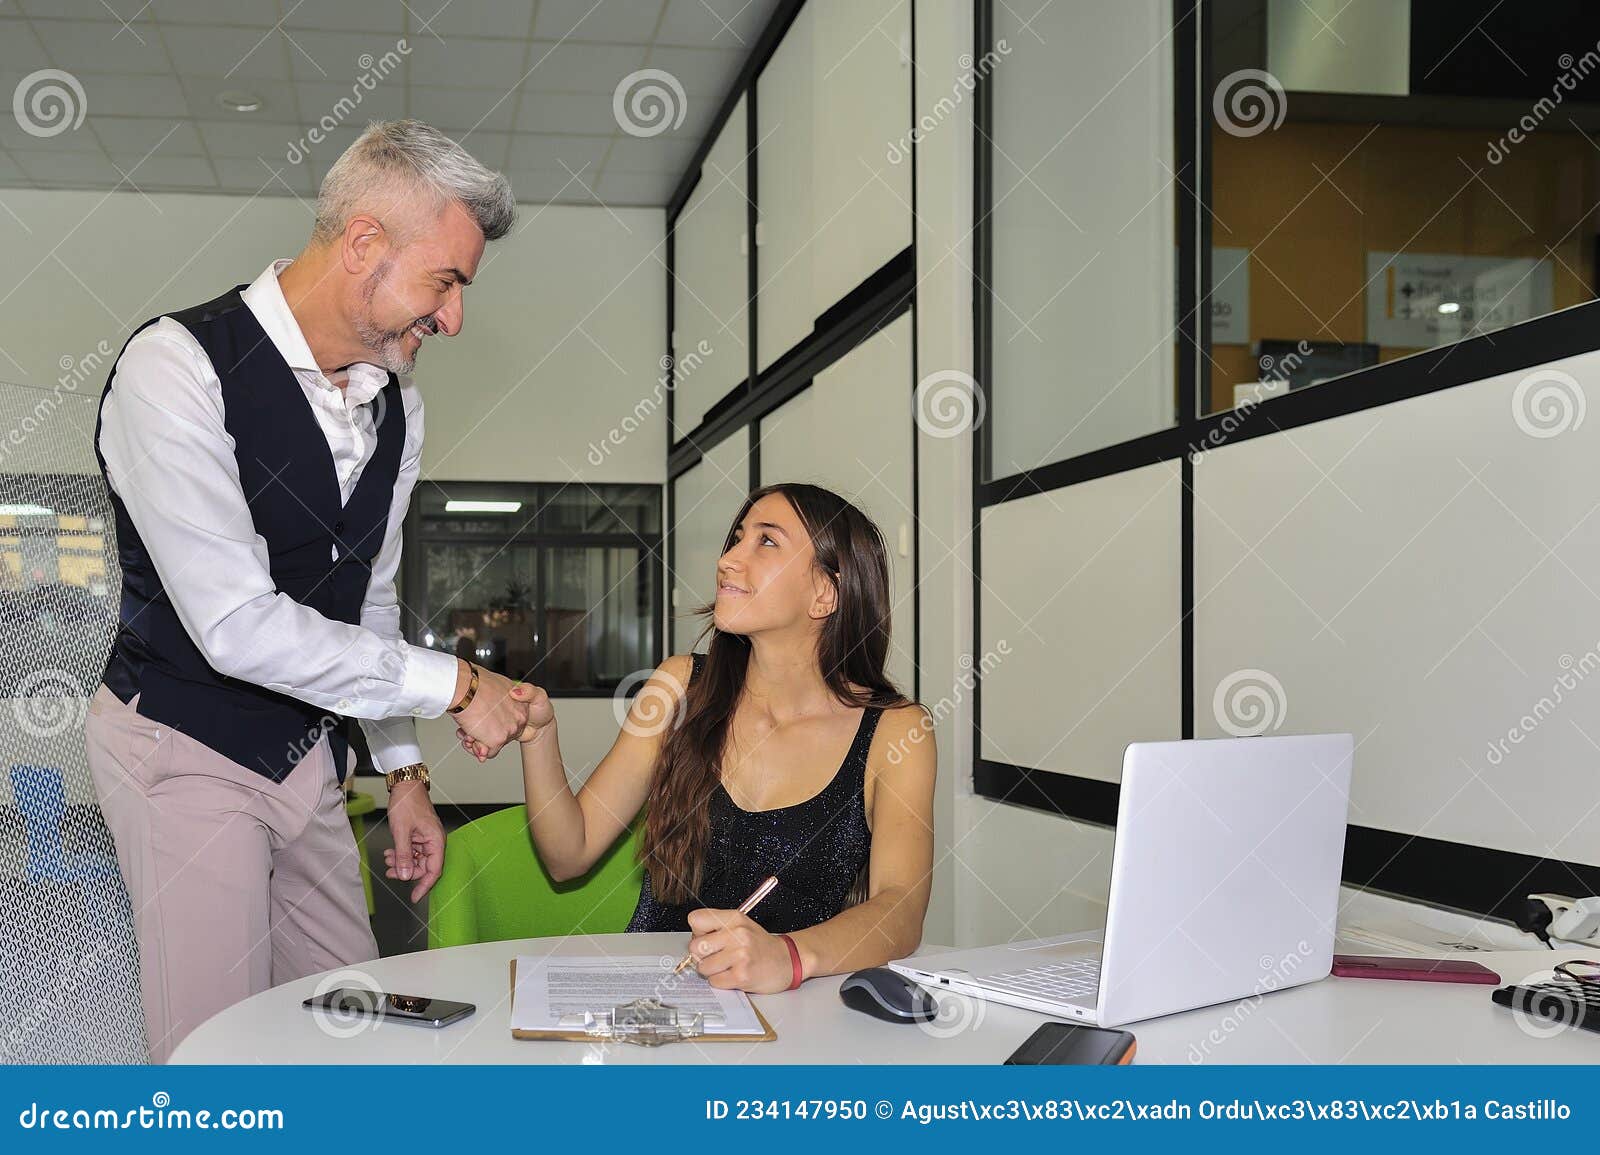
(508, 959, 777, 1042)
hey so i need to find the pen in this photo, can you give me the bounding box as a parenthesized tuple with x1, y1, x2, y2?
(672, 874, 779, 975)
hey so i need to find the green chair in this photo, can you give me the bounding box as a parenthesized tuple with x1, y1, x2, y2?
(427, 805, 645, 949)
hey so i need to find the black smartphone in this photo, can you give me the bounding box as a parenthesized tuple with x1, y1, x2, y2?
(1004, 1021, 1136, 1065)
(302, 988, 476, 1028)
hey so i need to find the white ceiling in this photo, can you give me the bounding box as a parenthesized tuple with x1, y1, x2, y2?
(0, 0, 778, 206)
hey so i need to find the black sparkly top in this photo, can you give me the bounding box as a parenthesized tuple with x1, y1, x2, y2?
(625, 652, 881, 936)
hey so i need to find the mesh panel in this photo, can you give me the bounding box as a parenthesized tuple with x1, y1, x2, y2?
(0, 379, 147, 1063)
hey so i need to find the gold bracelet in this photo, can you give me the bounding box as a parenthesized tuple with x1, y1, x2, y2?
(447, 662, 479, 715)
(384, 762, 430, 791)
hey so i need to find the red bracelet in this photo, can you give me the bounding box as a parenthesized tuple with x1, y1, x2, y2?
(778, 933, 803, 990)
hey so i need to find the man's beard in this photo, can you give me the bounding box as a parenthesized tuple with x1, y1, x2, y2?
(355, 260, 436, 374)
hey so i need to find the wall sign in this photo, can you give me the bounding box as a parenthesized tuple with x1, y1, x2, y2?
(1366, 251, 1553, 348)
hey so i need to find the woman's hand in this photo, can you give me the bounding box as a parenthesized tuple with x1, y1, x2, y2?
(457, 682, 554, 758)
(685, 908, 798, 993)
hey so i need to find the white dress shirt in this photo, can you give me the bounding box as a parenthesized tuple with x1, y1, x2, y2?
(96, 259, 460, 773)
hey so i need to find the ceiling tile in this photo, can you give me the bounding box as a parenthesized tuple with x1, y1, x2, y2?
(197, 119, 306, 161)
(291, 123, 365, 168)
(294, 81, 407, 124)
(34, 18, 172, 75)
(534, 0, 664, 45)
(0, 110, 99, 152)
(10, 149, 118, 184)
(88, 116, 205, 156)
(602, 131, 699, 173)
(411, 86, 517, 133)
(596, 167, 676, 204)
(70, 73, 189, 119)
(0, 21, 52, 73)
(108, 153, 217, 189)
(284, 0, 407, 34)
(211, 154, 317, 196)
(17, 0, 151, 21)
(506, 132, 611, 171)
(522, 43, 649, 93)
(515, 89, 621, 136)
(408, 0, 535, 40)
(284, 30, 397, 83)
(405, 38, 530, 91)
(0, 152, 29, 184)
(148, 0, 279, 25)
(158, 24, 293, 82)
(642, 46, 742, 95)
(503, 169, 601, 203)
(180, 76, 298, 123)
(657, 0, 776, 49)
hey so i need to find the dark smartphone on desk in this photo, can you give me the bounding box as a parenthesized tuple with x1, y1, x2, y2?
(302, 988, 476, 1028)
(1004, 1022, 1136, 1065)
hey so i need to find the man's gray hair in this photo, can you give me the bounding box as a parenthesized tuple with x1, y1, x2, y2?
(312, 119, 515, 245)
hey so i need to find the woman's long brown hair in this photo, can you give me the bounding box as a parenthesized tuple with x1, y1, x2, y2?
(641, 483, 909, 905)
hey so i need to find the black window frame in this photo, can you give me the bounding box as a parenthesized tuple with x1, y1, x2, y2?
(400, 480, 664, 699)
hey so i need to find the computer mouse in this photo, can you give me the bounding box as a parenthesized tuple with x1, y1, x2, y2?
(838, 967, 939, 1024)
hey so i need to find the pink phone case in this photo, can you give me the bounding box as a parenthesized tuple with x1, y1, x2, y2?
(1330, 954, 1501, 984)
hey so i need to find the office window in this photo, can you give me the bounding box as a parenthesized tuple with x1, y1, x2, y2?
(405, 482, 661, 693)
(1203, 0, 1600, 414)
(984, 0, 1179, 479)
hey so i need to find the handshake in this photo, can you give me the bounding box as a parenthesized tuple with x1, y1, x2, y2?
(448, 659, 553, 760)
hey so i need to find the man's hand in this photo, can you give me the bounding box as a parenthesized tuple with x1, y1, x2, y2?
(451, 662, 531, 759)
(382, 779, 444, 902)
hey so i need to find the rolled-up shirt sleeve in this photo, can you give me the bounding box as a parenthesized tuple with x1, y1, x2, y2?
(97, 320, 460, 721)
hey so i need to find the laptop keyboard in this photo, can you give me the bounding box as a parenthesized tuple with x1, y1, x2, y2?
(976, 956, 1102, 1002)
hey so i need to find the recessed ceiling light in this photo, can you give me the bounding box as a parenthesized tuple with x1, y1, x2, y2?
(216, 90, 264, 114)
(445, 500, 522, 513)
(1437, 301, 1460, 314)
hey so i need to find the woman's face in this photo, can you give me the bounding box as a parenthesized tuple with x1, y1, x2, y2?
(712, 493, 835, 637)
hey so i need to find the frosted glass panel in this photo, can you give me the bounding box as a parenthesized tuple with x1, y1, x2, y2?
(672, 96, 749, 437)
(987, 0, 1176, 476)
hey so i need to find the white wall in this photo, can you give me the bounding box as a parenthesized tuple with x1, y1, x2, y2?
(669, 427, 749, 653)
(0, 188, 667, 805)
(1194, 352, 1600, 866)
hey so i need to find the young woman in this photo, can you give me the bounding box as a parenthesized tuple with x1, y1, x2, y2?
(479, 483, 934, 994)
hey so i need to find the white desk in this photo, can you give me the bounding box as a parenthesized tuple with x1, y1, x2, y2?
(169, 935, 1600, 1064)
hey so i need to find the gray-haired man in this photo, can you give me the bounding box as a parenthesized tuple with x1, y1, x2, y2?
(85, 121, 531, 1061)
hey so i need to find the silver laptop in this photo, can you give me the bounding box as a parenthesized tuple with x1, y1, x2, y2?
(892, 733, 1353, 1027)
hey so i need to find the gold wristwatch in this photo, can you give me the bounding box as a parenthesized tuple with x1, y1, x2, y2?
(384, 762, 431, 792)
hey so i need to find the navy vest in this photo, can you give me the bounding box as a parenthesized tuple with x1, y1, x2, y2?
(93, 286, 406, 784)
